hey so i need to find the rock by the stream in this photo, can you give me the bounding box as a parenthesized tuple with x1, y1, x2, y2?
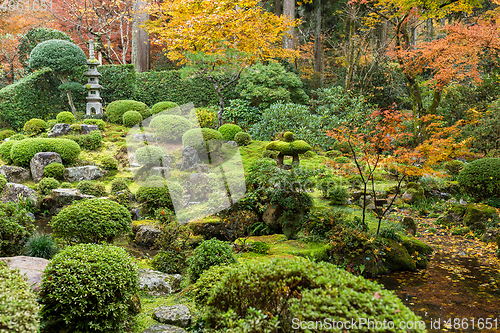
(135, 225, 162, 247)
(48, 123, 71, 137)
(51, 188, 94, 206)
(463, 203, 499, 232)
(64, 166, 106, 182)
(0, 256, 48, 292)
(180, 146, 201, 171)
(138, 269, 182, 296)
(80, 124, 99, 134)
(0, 165, 31, 183)
(141, 324, 187, 333)
(0, 183, 38, 207)
(382, 239, 416, 272)
(30, 152, 63, 182)
(153, 305, 191, 328)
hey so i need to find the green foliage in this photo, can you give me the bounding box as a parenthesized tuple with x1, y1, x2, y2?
(218, 124, 242, 141)
(23, 118, 46, 136)
(56, 111, 75, 124)
(222, 99, 262, 130)
(443, 160, 465, 176)
(265, 138, 312, 155)
(46, 120, 56, 131)
(105, 100, 150, 124)
(204, 259, 423, 332)
(188, 238, 237, 283)
(43, 163, 65, 180)
(328, 225, 381, 264)
(0, 261, 39, 333)
(182, 128, 223, 152)
(0, 129, 15, 140)
(83, 118, 106, 130)
(153, 215, 191, 273)
(379, 226, 402, 241)
(122, 110, 143, 127)
(76, 181, 106, 197)
(38, 177, 60, 195)
(236, 61, 309, 109)
(299, 207, 344, 242)
(0, 174, 7, 193)
(458, 158, 500, 200)
(189, 107, 217, 129)
(0, 202, 35, 256)
(234, 131, 251, 146)
(150, 114, 191, 141)
(110, 178, 129, 193)
(24, 233, 59, 259)
(50, 198, 131, 244)
(191, 264, 233, 306)
(39, 244, 138, 332)
(58, 82, 85, 94)
(60, 182, 72, 188)
(29, 39, 87, 76)
(135, 145, 165, 165)
(0, 135, 25, 164)
(151, 250, 186, 275)
(136, 183, 179, 214)
(151, 101, 180, 115)
(60, 130, 102, 150)
(10, 138, 80, 167)
(97, 64, 137, 104)
(70, 123, 81, 133)
(100, 156, 118, 170)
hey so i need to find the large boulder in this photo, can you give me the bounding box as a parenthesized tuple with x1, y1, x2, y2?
(0, 256, 49, 292)
(180, 146, 201, 171)
(382, 239, 416, 272)
(50, 188, 94, 206)
(153, 305, 191, 328)
(0, 165, 31, 183)
(0, 183, 39, 207)
(64, 166, 106, 182)
(30, 152, 63, 182)
(48, 123, 71, 137)
(135, 225, 162, 247)
(80, 124, 99, 134)
(402, 182, 425, 204)
(138, 269, 182, 296)
(188, 218, 226, 239)
(262, 204, 283, 232)
(142, 325, 187, 333)
(463, 203, 499, 232)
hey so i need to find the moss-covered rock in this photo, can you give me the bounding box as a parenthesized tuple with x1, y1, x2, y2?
(463, 203, 499, 232)
(382, 239, 416, 272)
(435, 204, 466, 226)
(402, 182, 425, 203)
(402, 237, 433, 255)
(188, 217, 225, 239)
(402, 216, 417, 236)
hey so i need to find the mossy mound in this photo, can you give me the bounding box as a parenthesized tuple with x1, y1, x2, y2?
(382, 239, 416, 272)
(403, 182, 425, 203)
(463, 203, 499, 232)
(402, 237, 433, 255)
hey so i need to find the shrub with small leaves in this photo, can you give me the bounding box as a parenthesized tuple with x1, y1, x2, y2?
(105, 100, 150, 124)
(24, 233, 59, 259)
(151, 101, 180, 115)
(299, 207, 344, 242)
(70, 123, 81, 133)
(0, 202, 35, 256)
(150, 114, 191, 142)
(182, 128, 223, 153)
(136, 182, 183, 214)
(218, 124, 242, 141)
(151, 250, 186, 275)
(60, 182, 72, 188)
(83, 118, 106, 130)
(458, 158, 500, 200)
(135, 145, 165, 165)
(0, 174, 7, 193)
(43, 162, 65, 180)
(23, 118, 47, 136)
(443, 160, 465, 176)
(10, 138, 80, 167)
(39, 243, 138, 332)
(187, 238, 237, 283)
(191, 264, 234, 306)
(56, 111, 75, 124)
(76, 180, 106, 197)
(111, 178, 129, 193)
(0, 129, 15, 140)
(100, 156, 118, 170)
(234, 131, 251, 146)
(122, 110, 143, 127)
(38, 177, 59, 195)
(189, 107, 218, 129)
(46, 120, 57, 131)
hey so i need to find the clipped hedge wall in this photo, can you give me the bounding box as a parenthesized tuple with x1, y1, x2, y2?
(10, 138, 81, 167)
(96, 64, 137, 105)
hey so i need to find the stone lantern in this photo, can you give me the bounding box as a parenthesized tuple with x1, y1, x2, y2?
(84, 40, 103, 115)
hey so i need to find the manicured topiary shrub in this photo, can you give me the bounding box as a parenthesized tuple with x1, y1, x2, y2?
(83, 118, 106, 130)
(39, 243, 139, 332)
(69, 123, 81, 133)
(50, 198, 131, 244)
(0, 202, 35, 256)
(56, 111, 75, 124)
(24, 233, 59, 259)
(111, 178, 129, 193)
(43, 162, 65, 180)
(234, 131, 251, 146)
(151, 101, 180, 115)
(204, 259, 424, 332)
(38, 177, 60, 195)
(135, 145, 165, 165)
(60, 130, 102, 150)
(190, 264, 233, 306)
(9, 133, 27, 140)
(150, 114, 191, 142)
(0, 140, 18, 164)
(182, 128, 223, 152)
(444, 160, 465, 176)
(122, 110, 143, 127)
(0, 261, 39, 333)
(10, 138, 80, 167)
(60, 182, 72, 188)
(265, 132, 312, 167)
(189, 107, 218, 129)
(100, 156, 118, 170)
(76, 180, 106, 197)
(458, 158, 500, 200)
(218, 124, 242, 141)
(105, 100, 150, 124)
(135, 181, 183, 214)
(187, 238, 237, 283)
(46, 120, 56, 131)
(0, 129, 15, 140)
(23, 118, 46, 136)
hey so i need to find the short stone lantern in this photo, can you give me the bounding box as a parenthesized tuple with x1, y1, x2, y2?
(84, 39, 103, 115)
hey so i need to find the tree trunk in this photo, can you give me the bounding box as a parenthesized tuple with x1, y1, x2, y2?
(216, 87, 225, 128)
(58, 76, 77, 115)
(313, 0, 323, 81)
(427, 18, 434, 41)
(132, 0, 150, 73)
(275, 0, 281, 16)
(283, 0, 295, 49)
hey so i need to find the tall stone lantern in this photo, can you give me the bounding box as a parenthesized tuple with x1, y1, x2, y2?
(84, 40, 103, 115)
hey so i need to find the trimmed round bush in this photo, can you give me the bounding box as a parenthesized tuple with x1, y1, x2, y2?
(191, 264, 233, 306)
(38, 177, 59, 195)
(9, 133, 27, 141)
(151, 101, 180, 115)
(76, 180, 106, 197)
(39, 243, 138, 332)
(56, 111, 75, 124)
(0, 261, 39, 333)
(187, 238, 237, 282)
(10, 138, 81, 167)
(60, 182, 72, 188)
(122, 110, 143, 127)
(100, 156, 118, 170)
(189, 107, 218, 129)
(444, 160, 465, 176)
(135, 145, 165, 165)
(458, 158, 500, 200)
(50, 198, 131, 244)
(0, 129, 15, 140)
(29, 39, 87, 73)
(218, 124, 242, 141)
(150, 115, 191, 142)
(0, 202, 35, 256)
(46, 120, 57, 130)
(23, 118, 47, 136)
(111, 178, 129, 193)
(83, 118, 106, 130)
(43, 162, 65, 180)
(136, 181, 183, 214)
(234, 131, 251, 146)
(0, 134, 26, 164)
(24, 233, 59, 259)
(70, 123, 81, 132)
(204, 259, 424, 332)
(106, 100, 150, 124)
(182, 128, 223, 152)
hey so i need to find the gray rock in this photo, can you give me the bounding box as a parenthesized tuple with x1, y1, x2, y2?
(153, 305, 191, 328)
(180, 146, 201, 171)
(130, 163, 141, 168)
(262, 204, 283, 231)
(0, 165, 31, 183)
(226, 140, 238, 147)
(30, 152, 63, 182)
(27, 212, 35, 220)
(131, 208, 141, 221)
(141, 324, 187, 333)
(0, 256, 49, 292)
(402, 217, 417, 236)
(0, 183, 38, 207)
(132, 133, 155, 142)
(80, 124, 99, 134)
(51, 188, 94, 206)
(138, 269, 182, 296)
(135, 225, 162, 247)
(64, 166, 106, 182)
(196, 164, 210, 173)
(163, 154, 176, 165)
(459, 198, 468, 205)
(48, 123, 71, 137)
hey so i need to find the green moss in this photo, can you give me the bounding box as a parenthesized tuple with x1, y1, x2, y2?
(382, 239, 416, 271)
(463, 203, 499, 232)
(401, 236, 433, 255)
(265, 138, 311, 156)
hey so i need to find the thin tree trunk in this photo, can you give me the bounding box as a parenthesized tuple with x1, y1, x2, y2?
(275, 0, 281, 16)
(313, 0, 323, 81)
(283, 0, 295, 49)
(59, 76, 77, 115)
(132, 0, 150, 72)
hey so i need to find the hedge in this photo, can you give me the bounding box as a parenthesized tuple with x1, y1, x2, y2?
(96, 64, 137, 105)
(10, 138, 81, 167)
